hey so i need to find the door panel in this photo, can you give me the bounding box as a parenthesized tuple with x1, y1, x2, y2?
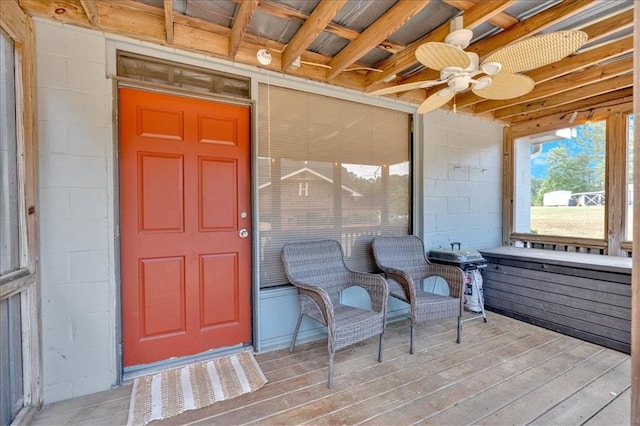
(120, 87, 251, 367)
(139, 153, 184, 232)
(140, 256, 186, 338)
(200, 158, 237, 230)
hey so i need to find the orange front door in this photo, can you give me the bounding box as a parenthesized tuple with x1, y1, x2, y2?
(119, 87, 251, 367)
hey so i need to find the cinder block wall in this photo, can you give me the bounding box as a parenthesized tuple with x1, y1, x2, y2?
(421, 112, 504, 252)
(36, 20, 117, 402)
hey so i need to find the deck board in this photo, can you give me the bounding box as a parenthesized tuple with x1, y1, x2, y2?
(32, 313, 630, 426)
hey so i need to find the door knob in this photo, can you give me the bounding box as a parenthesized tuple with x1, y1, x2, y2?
(239, 229, 249, 238)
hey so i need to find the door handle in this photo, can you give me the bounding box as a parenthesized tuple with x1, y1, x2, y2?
(239, 229, 249, 239)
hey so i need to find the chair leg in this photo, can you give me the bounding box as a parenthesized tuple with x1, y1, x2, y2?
(328, 352, 334, 388)
(410, 323, 415, 355)
(289, 312, 303, 353)
(378, 333, 384, 363)
(456, 316, 462, 343)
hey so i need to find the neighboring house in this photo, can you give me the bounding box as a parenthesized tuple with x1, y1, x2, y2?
(258, 166, 363, 227)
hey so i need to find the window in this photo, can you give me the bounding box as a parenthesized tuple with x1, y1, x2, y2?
(514, 121, 606, 239)
(626, 114, 634, 241)
(258, 85, 411, 288)
(117, 51, 250, 99)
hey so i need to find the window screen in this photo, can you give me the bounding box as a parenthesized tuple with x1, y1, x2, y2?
(258, 84, 411, 288)
(0, 28, 20, 276)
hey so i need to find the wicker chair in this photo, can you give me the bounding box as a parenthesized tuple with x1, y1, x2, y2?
(371, 235, 465, 354)
(282, 239, 388, 388)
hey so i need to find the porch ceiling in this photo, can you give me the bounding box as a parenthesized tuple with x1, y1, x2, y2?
(18, 0, 634, 127)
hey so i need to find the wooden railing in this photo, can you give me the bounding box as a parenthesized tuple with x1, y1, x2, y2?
(509, 233, 609, 255)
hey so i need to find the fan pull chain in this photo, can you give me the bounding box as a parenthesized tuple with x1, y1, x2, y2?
(453, 92, 457, 113)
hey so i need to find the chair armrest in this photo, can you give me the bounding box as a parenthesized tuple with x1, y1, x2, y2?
(294, 283, 335, 325)
(424, 264, 465, 299)
(348, 272, 389, 313)
(377, 266, 417, 302)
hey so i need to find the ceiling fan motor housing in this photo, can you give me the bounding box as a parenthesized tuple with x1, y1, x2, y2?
(448, 74, 471, 92)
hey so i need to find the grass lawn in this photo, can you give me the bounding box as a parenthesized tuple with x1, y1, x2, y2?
(530, 206, 605, 239)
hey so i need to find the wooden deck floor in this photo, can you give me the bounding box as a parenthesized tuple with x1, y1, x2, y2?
(33, 312, 630, 425)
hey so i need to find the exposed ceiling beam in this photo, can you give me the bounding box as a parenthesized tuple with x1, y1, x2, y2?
(228, 0, 258, 59)
(492, 73, 633, 120)
(506, 87, 634, 125)
(476, 56, 632, 114)
(578, 7, 633, 45)
(1, 0, 28, 42)
(258, 0, 405, 54)
(79, 0, 98, 26)
(365, 0, 515, 89)
(441, 0, 518, 28)
(326, 0, 431, 80)
(163, 0, 173, 44)
(452, 34, 633, 109)
(282, 0, 346, 71)
(510, 91, 633, 138)
(467, 0, 595, 58)
(399, 0, 596, 87)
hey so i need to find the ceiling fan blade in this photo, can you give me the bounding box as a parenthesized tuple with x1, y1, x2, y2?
(472, 73, 535, 100)
(366, 80, 443, 96)
(481, 31, 587, 74)
(417, 88, 455, 114)
(416, 42, 471, 71)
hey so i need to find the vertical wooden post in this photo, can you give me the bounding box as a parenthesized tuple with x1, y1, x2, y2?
(631, 4, 640, 424)
(502, 126, 514, 246)
(606, 113, 625, 256)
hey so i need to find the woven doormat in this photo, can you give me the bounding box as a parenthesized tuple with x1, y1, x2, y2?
(126, 351, 268, 426)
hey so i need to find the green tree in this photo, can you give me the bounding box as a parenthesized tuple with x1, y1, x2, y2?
(531, 177, 544, 206)
(533, 121, 606, 204)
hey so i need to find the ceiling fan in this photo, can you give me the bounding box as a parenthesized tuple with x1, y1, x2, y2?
(367, 17, 588, 114)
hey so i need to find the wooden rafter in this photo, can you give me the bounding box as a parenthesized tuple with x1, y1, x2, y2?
(399, 0, 596, 88)
(506, 87, 634, 125)
(476, 57, 632, 115)
(492, 73, 633, 120)
(79, 0, 98, 26)
(258, 0, 405, 54)
(441, 0, 518, 28)
(467, 0, 595, 58)
(365, 0, 515, 89)
(281, 0, 346, 71)
(1, 0, 28, 42)
(579, 7, 633, 45)
(228, 0, 258, 59)
(163, 0, 173, 44)
(509, 93, 633, 138)
(453, 34, 633, 110)
(326, 0, 431, 80)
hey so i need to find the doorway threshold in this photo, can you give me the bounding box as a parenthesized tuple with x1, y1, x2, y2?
(122, 343, 253, 383)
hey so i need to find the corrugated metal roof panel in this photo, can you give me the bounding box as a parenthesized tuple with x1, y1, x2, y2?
(385, 0, 459, 45)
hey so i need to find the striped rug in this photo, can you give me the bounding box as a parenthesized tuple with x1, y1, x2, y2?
(126, 351, 268, 426)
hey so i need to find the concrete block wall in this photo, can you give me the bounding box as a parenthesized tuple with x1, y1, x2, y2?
(421, 111, 504, 252)
(35, 20, 117, 403)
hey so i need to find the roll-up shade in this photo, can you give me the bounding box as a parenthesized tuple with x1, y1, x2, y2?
(258, 84, 411, 288)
